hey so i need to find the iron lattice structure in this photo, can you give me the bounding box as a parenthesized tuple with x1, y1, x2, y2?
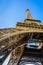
(0, 9, 43, 65)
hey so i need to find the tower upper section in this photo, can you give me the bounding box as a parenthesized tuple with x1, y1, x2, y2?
(26, 9, 34, 19)
(24, 9, 41, 25)
(16, 9, 43, 29)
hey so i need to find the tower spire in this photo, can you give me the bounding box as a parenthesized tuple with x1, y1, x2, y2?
(26, 9, 34, 19)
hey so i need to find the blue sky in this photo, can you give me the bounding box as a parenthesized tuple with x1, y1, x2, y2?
(0, 0, 43, 28)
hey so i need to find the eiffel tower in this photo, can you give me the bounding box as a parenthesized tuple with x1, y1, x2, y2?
(0, 9, 43, 65)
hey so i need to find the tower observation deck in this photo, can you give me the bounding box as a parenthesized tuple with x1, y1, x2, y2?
(0, 9, 43, 65)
